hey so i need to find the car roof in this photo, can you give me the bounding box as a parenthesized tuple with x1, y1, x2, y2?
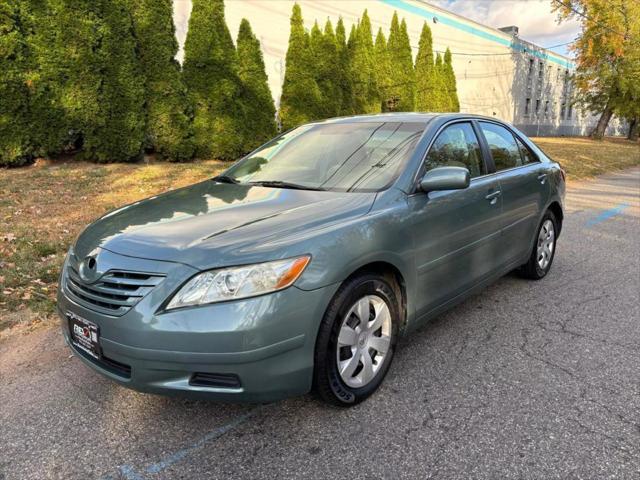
(313, 112, 507, 126)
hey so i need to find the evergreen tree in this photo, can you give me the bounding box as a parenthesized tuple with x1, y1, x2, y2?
(0, 0, 34, 165)
(33, 0, 104, 160)
(347, 23, 357, 51)
(443, 48, 460, 112)
(387, 14, 415, 111)
(236, 18, 277, 151)
(129, 0, 194, 161)
(433, 52, 448, 112)
(335, 17, 353, 115)
(183, 0, 244, 159)
(374, 28, 393, 112)
(310, 20, 342, 119)
(349, 10, 379, 114)
(1, 0, 73, 165)
(414, 22, 438, 112)
(42, 0, 147, 163)
(279, 3, 322, 130)
(88, 0, 146, 162)
(35, 0, 147, 163)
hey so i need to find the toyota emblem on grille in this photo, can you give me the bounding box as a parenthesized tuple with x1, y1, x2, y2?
(79, 256, 99, 283)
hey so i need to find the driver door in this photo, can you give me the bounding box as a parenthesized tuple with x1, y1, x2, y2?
(407, 121, 503, 319)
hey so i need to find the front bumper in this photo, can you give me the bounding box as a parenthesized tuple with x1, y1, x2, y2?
(57, 250, 338, 402)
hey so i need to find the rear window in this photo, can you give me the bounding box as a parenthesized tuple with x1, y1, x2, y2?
(479, 122, 521, 171)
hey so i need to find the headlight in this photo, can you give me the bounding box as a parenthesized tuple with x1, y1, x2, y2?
(165, 256, 311, 310)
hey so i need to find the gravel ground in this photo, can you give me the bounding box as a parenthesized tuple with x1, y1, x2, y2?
(1, 167, 639, 480)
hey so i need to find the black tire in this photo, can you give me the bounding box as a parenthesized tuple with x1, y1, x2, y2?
(313, 272, 400, 407)
(519, 210, 558, 280)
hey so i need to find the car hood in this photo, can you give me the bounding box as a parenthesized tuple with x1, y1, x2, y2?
(74, 181, 376, 268)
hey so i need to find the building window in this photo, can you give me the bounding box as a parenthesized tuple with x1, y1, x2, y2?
(567, 104, 573, 119)
(535, 99, 541, 115)
(538, 62, 544, 80)
(544, 101, 549, 116)
(528, 59, 534, 77)
(561, 102, 566, 119)
(525, 98, 531, 115)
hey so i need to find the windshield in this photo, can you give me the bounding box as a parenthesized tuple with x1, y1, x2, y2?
(223, 121, 426, 192)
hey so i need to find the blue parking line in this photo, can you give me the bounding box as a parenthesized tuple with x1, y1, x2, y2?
(585, 203, 630, 227)
(105, 407, 262, 479)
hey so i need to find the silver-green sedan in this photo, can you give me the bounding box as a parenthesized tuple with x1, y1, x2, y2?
(57, 113, 565, 406)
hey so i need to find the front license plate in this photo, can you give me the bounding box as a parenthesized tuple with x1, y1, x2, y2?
(68, 312, 101, 359)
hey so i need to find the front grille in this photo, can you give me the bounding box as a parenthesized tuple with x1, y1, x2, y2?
(65, 264, 164, 316)
(73, 344, 132, 379)
(189, 372, 242, 389)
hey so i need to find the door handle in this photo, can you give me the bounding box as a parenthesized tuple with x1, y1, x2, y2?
(485, 190, 501, 205)
(537, 173, 548, 184)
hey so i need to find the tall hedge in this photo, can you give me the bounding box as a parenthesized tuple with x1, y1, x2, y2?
(443, 48, 460, 112)
(236, 18, 277, 151)
(0, 0, 33, 166)
(279, 3, 321, 130)
(350, 11, 379, 114)
(84, 0, 146, 162)
(415, 22, 438, 112)
(309, 20, 343, 119)
(374, 28, 393, 112)
(335, 17, 353, 115)
(387, 14, 415, 111)
(183, 0, 244, 159)
(433, 52, 448, 112)
(129, 0, 194, 161)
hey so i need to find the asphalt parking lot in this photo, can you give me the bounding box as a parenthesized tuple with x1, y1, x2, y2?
(1, 167, 639, 480)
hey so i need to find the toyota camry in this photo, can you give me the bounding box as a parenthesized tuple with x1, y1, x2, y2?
(57, 113, 565, 406)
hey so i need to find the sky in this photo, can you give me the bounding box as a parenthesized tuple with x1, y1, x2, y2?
(431, 0, 580, 56)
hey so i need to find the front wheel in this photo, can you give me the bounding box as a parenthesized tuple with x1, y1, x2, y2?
(313, 273, 400, 406)
(519, 210, 558, 280)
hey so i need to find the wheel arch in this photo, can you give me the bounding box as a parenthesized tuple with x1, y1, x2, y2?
(342, 260, 408, 331)
(547, 200, 564, 236)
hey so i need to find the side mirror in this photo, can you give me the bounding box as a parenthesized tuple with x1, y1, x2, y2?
(419, 166, 470, 193)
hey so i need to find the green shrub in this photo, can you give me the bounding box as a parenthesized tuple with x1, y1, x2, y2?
(236, 18, 277, 151)
(183, 0, 244, 159)
(415, 22, 438, 112)
(374, 28, 393, 112)
(387, 14, 415, 112)
(81, 0, 145, 162)
(335, 18, 353, 115)
(0, 0, 33, 166)
(349, 10, 379, 114)
(129, 0, 194, 161)
(279, 3, 322, 130)
(444, 48, 460, 112)
(309, 20, 343, 119)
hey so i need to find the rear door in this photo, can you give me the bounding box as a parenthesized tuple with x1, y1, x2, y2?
(408, 121, 503, 318)
(477, 121, 550, 267)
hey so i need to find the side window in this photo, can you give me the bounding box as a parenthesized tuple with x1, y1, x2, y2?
(479, 122, 521, 171)
(424, 123, 485, 178)
(514, 136, 538, 165)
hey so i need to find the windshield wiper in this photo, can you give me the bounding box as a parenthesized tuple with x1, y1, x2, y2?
(247, 180, 326, 191)
(212, 175, 239, 184)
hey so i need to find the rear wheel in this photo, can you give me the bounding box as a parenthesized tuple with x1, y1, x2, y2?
(313, 273, 400, 406)
(519, 210, 558, 280)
